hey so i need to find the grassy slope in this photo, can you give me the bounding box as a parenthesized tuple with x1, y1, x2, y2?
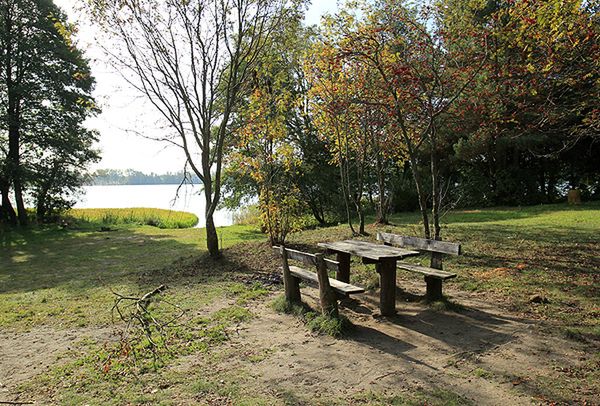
(1, 202, 598, 404)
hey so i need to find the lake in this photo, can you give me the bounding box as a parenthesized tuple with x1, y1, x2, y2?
(74, 184, 234, 227)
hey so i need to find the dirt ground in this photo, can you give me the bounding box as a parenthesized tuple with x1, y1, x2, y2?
(0, 326, 114, 400)
(1, 280, 597, 405)
(223, 284, 597, 405)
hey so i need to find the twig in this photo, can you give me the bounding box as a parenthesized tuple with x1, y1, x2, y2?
(373, 371, 397, 380)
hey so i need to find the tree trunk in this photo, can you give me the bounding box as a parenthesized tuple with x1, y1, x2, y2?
(36, 194, 46, 223)
(205, 215, 220, 258)
(5, 8, 27, 227)
(430, 126, 441, 241)
(358, 203, 365, 235)
(375, 154, 389, 224)
(0, 179, 17, 225)
(410, 159, 431, 239)
(339, 155, 356, 235)
(430, 126, 443, 270)
(13, 177, 27, 225)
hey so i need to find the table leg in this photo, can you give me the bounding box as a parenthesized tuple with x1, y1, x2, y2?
(336, 252, 351, 283)
(376, 258, 396, 316)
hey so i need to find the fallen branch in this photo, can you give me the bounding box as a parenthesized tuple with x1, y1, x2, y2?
(110, 284, 184, 368)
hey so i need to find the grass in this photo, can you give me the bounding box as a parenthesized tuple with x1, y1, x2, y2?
(272, 295, 350, 337)
(1, 201, 599, 404)
(67, 207, 199, 229)
(0, 222, 264, 329)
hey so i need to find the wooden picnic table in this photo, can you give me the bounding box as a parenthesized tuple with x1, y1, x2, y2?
(317, 240, 420, 316)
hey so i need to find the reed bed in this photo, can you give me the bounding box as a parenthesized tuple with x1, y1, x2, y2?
(68, 208, 199, 229)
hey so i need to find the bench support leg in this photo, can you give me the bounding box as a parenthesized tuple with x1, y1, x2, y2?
(377, 259, 397, 316)
(281, 247, 301, 303)
(336, 252, 351, 283)
(287, 277, 301, 303)
(424, 276, 443, 302)
(316, 254, 339, 318)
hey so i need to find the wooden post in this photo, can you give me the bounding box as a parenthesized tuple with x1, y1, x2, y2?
(315, 253, 339, 318)
(424, 276, 443, 301)
(429, 251, 444, 301)
(336, 252, 351, 283)
(280, 247, 301, 303)
(376, 258, 396, 316)
(430, 252, 443, 270)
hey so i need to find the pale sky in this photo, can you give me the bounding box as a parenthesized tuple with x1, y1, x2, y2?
(54, 0, 339, 174)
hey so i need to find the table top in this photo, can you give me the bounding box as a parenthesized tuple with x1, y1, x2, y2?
(318, 240, 420, 261)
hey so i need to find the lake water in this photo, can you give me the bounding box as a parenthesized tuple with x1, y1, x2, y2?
(74, 184, 234, 227)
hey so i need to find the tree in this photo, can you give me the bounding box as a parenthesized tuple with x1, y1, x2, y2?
(88, 0, 293, 257)
(0, 0, 99, 225)
(306, 37, 372, 235)
(443, 0, 599, 205)
(320, 0, 487, 250)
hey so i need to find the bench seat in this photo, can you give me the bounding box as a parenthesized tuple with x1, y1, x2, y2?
(285, 265, 365, 296)
(397, 263, 457, 280)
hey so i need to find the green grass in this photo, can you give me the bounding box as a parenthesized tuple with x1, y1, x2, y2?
(272, 295, 351, 337)
(0, 222, 264, 329)
(67, 207, 199, 229)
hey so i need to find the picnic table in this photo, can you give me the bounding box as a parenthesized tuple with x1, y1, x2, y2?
(317, 240, 420, 316)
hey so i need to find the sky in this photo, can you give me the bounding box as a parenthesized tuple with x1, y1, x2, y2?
(53, 0, 339, 174)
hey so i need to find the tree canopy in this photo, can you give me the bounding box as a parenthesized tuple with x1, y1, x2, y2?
(0, 0, 99, 225)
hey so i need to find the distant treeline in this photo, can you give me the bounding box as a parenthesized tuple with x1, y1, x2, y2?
(90, 169, 201, 185)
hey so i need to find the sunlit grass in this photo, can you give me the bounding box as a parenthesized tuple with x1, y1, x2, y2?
(67, 207, 199, 229)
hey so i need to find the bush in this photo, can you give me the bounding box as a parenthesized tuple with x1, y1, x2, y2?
(232, 204, 261, 226)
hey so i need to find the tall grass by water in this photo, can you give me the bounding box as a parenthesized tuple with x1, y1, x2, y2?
(68, 208, 199, 229)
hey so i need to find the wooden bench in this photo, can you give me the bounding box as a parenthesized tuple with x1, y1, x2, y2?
(376, 232, 461, 301)
(272, 246, 365, 316)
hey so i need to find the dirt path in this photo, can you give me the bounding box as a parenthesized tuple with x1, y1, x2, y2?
(0, 326, 114, 401)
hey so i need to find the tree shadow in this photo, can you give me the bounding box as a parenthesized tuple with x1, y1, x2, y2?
(344, 287, 532, 357)
(0, 225, 203, 294)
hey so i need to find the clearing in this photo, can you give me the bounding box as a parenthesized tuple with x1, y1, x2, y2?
(0, 203, 598, 405)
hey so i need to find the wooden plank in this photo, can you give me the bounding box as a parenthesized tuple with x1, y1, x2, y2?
(396, 262, 457, 280)
(377, 232, 461, 256)
(424, 276, 443, 301)
(317, 240, 419, 261)
(279, 246, 301, 303)
(272, 246, 339, 272)
(287, 266, 365, 295)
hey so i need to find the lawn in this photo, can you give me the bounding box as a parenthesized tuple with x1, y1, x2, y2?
(0, 203, 598, 405)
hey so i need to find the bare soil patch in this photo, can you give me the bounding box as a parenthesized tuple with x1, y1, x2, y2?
(206, 283, 598, 405)
(0, 326, 114, 401)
